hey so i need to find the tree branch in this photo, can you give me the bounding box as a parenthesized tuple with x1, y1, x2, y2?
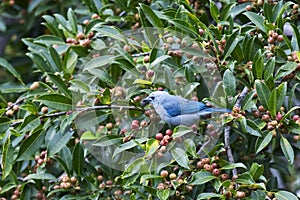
(225, 86, 249, 177)
(10, 105, 142, 126)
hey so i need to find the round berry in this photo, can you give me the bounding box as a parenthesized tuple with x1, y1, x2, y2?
(169, 173, 177, 180)
(212, 168, 220, 176)
(156, 133, 164, 140)
(160, 170, 169, 178)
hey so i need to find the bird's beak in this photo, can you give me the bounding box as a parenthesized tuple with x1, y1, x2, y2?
(141, 97, 151, 107)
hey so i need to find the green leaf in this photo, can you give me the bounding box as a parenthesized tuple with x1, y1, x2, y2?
(139, 4, 164, 28)
(0, 58, 24, 84)
(157, 189, 170, 200)
(246, 119, 262, 137)
(1, 135, 14, 180)
(34, 35, 65, 46)
(197, 193, 223, 200)
(255, 80, 270, 110)
(54, 13, 72, 33)
(67, 8, 77, 34)
(183, 139, 197, 158)
(280, 136, 294, 164)
(0, 83, 28, 93)
(19, 115, 40, 132)
(35, 94, 73, 111)
(150, 55, 171, 68)
(24, 173, 56, 181)
(172, 126, 193, 139)
(221, 163, 247, 170)
(182, 82, 200, 98)
(255, 131, 273, 154)
(26, 52, 53, 73)
(93, 135, 122, 147)
(46, 73, 71, 98)
(133, 79, 152, 85)
(275, 62, 298, 80)
(253, 50, 264, 80)
(73, 142, 84, 176)
(164, 67, 176, 91)
(169, 19, 198, 36)
(243, 12, 267, 33)
(171, 148, 190, 169)
(17, 129, 45, 161)
(84, 55, 115, 71)
(264, 57, 275, 80)
(145, 139, 159, 158)
(276, 82, 287, 111)
(113, 140, 139, 158)
(241, 90, 256, 110)
(223, 69, 236, 97)
(281, 106, 300, 121)
(42, 15, 63, 37)
(70, 79, 90, 93)
(49, 46, 63, 71)
(94, 26, 127, 43)
(189, 171, 216, 185)
(47, 130, 74, 156)
(268, 89, 277, 118)
(223, 31, 239, 60)
(249, 163, 264, 181)
(210, 1, 220, 22)
(275, 190, 298, 200)
(0, 117, 11, 133)
(236, 172, 255, 184)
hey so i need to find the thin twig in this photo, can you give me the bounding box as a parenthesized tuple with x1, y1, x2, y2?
(10, 105, 142, 127)
(225, 86, 249, 177)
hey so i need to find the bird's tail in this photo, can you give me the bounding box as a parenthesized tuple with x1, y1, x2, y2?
(198, 108, 231, 116)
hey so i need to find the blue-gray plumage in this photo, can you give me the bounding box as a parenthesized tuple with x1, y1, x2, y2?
(141, 91, 230, 126)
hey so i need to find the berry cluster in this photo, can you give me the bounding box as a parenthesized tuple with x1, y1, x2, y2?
(5, 102, 19, 117)
(53, 174, 80, 191)
(157, 169, 193, 199)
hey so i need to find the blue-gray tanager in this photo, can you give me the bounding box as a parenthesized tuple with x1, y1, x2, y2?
(141, 91, 230, 126)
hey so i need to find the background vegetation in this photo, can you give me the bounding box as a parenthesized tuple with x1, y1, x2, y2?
(0, 0, 300, 199)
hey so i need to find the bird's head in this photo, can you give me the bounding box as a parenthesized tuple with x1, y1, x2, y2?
(141, 91, 169, 107)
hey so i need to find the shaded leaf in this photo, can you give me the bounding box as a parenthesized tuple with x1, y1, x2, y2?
(256, 131, 273, 154)
(255, 80, 270, 110)
(223, 69, 236, 97)
(73, 142, 85, 176)
(0, 58, 24, 84)
(171, 148, 190, 169)
(280, 136, 294, 164)
(17, 129, 45, 161)
(35, 94, 73, 111)
(243, 12, 267, 33)
(189, 171, 216, 185)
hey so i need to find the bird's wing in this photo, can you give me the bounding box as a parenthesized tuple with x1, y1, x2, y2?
(162, 95, 207, 117)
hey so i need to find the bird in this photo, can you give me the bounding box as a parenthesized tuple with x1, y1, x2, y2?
(141, 91, 230, 126)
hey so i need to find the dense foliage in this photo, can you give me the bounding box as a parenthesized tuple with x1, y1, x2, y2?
(0, 0, 300, 199)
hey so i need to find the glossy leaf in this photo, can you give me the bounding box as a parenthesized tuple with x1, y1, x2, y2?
(17, 129, 45, 161)
(243, 12, 267, 33)
(189, 171, 216, 185)
(255, 80, 270, 110)
(73, 142, 85, 176)
(0, 58, 24, 84)
(171, 148, 190, 169)
(255, 131, 273, 154)
(35, 94, 73, 111)
(223, 69, 236, 97)
(275, 191, 298, 200)
(280, 136, 294, 164)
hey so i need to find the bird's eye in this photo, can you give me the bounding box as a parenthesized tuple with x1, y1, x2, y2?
(150, 96, 155, 100)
